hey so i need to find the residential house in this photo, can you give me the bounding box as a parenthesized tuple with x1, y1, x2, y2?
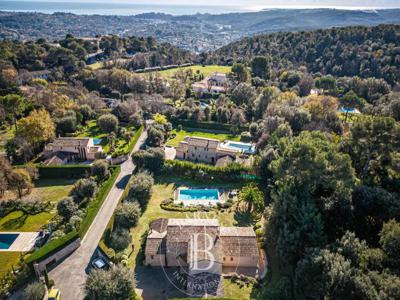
(175, 136, 247, 166)
(43, 137, 103, 165)
(192, 73, 228, 94)
(145, 218, 260, 274)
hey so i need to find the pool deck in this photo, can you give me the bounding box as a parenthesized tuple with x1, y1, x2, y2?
(0, 232, 39, 252)
(174, 188, 225, 207)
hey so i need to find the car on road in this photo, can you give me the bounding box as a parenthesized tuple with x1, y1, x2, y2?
(91, 257, 108, 270)
(48, 288, 61, 300)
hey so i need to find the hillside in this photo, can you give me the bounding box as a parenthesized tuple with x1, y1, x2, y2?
(206, 24, 400, 84)
(0, 9, 400, 52)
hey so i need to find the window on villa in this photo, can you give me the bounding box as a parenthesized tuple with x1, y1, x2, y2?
(151, 255, 154, 260)
(230, 257, 233, 261)
(223, 257, 225, 261)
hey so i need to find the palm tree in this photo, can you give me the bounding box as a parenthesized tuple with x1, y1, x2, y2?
(238, 183, 264, 214)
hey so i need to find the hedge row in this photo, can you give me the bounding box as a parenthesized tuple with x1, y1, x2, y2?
(38, 165, 91, 179)
(170, 118, 248, 132)
(164, 160, 256, 182)
(25, 231, 79, 264)
(78, 165, 121, 238)
(126, 125, 144, 154)
(26, 165, 121, 265)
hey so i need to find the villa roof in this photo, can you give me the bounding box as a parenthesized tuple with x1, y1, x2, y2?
(215, 155, 234, 167)
(220, 227, 256, 237)
(188, 234, 223, 264)
(185, 136, 220, 149)
(48, 137, 92, 147)
(168, 218, 219, 227)
(145, 234, 166, 255)
(220, 236, 259, 257)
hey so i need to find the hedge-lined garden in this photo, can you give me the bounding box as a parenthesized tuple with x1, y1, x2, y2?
(26, 165, 121, 265)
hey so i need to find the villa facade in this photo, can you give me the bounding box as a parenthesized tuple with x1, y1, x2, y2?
(175, 136, 247, 166)
(145, 218, 260, 275)
(192, 73, 228, 94)
(43, 137, 104, 165)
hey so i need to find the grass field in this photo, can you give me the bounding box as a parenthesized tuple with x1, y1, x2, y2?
(166, 128, 240, 147)
(153, 65, 231, 79)
(0, 253, 23, 276)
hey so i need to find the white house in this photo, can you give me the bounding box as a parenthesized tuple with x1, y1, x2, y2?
(192, 73, 228, 94)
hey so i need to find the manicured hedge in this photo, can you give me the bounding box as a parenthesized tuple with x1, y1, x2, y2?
(26, 165, 121, 265)
(78, 165, 121, 238)
(170, 118, 248, 132)
(38, 165, 91, 179)
(164, 160, 256, 182)
(126, 125, 144, 154)
(25, 231, 79, 264)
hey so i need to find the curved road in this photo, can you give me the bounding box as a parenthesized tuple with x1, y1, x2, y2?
(49, 130, 147, 300)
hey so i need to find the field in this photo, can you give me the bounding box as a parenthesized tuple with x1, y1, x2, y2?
(153, 65, 231, 79)
(166, 127, 240, 147)
(0, 178, 75, 276)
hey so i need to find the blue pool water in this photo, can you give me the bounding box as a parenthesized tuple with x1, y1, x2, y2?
(339, 107, 357, 114)
(178, 189, 219, 201)
(225, 142, 255, 154)
(0, 233, 19, 249)
(93, 138, 102, 145)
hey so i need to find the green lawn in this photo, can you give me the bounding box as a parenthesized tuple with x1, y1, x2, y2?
(0, 178, 75, 277)
(0, 178, 75, 232)
(166, 128, 240, 147)
(0, 253, 23, 277)
(154, 65, 231, 79)
(76, 120, 135, 154)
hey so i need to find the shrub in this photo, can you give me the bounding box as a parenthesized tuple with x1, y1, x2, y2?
(57, 115, 77, 135)
(57, 197, 78, 221)
(146, 126, 164, 147)
(131, 147, 165, 173)
(80, 104, 95, 123)
(91, 160, 110, 182)
(115, 202, 141, 228)
(109, 227, 131, 251)
(85, 265, 135, 300)
(129, 112, 143, 128)
(23, 281, 45, 300)
(98, 114, 119, 133)
(70, 178, 98, 204)
(126, 171, 154, 209)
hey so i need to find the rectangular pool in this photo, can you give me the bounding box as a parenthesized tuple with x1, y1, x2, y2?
(178, 189, 219, 201)
(221, 141, 255, 154)
(0, 233, 19, 250)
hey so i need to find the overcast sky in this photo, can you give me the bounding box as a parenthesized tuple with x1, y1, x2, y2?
(12, 0, 400, 8)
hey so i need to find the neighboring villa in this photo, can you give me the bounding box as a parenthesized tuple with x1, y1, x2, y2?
(192, 73, 228, 94)
(145, 218, 260, 295)
(175, 136, 255, 166)
(43, 137, 104, 165)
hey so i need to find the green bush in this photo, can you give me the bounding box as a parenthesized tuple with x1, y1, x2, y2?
(164, 160, 254, 182)
(171, 118, 248, 132)
(23, 281, 45, 300)
(126, 125, 143, 154)
(38, 165, 90, 179)
(78, 166, 121, 238)
(25, 231, 79, 264)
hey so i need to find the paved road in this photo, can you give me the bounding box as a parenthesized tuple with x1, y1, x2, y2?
(49, 130, 147, 300)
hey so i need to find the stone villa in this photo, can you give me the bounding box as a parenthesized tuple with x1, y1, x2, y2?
(43, 137, 104, 165)
(175, 136, 248, 166)
(192, 73, 228, 94)
(145, 218, 260, 275)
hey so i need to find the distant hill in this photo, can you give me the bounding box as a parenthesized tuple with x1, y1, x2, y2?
(0, 9, 400, 52)
(206, 24, 400, 85)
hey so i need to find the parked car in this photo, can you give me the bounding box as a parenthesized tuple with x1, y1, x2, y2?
(91, 257, 108, 270)
(48, 288, 61, 300)
(34, 231, 50, 247)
